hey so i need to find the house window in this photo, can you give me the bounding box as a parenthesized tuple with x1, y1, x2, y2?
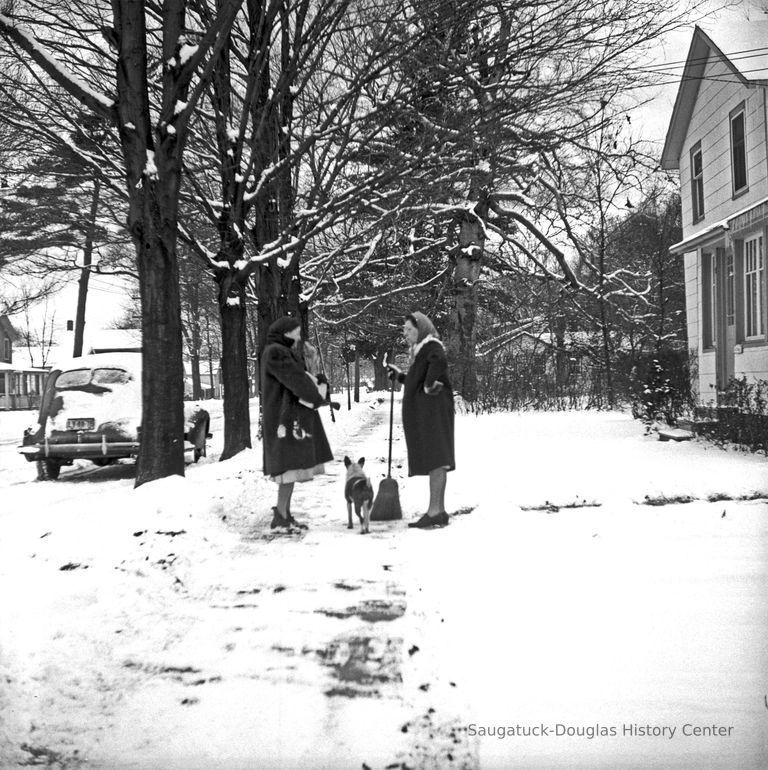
(744, 234, 764, 339)
(690, 143, 704, 222)
(710, 252, 718, 345)
(726, 252, 734, 325)
(730, 105, 747, 195)
(0, 373, 5, 396)
(26, 374, 40, 396)
(3, 337, 10, 362)
(702, 251, 715, 349)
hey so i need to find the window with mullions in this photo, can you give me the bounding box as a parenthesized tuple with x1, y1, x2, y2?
(730, 105, 747, 195)
(702, 251, 716, 349)
(691, 143, 704, 222)
(744, 234, 764, 339)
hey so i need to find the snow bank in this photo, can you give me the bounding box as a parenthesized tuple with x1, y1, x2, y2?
(0, 403, 766, 768)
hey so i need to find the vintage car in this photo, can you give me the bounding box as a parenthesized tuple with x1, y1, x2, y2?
(19, 352, 211, 480)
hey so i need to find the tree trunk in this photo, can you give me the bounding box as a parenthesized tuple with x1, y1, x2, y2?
(134, 199, 186, 485)
(448, 212, 484, 402)
(190, 350, 202, 400)
(254, 259, 304, 355)
(373, 348, 389, 390)
(353, 346, 360, 403)
(112, 0, 190, 486)
(345, 357, 352, 409)
(553, 293, 568, 400)
(73, 177, 101, 358)
(219, 276, 252, 460)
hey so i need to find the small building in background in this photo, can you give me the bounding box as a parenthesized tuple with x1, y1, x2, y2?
(84, 328, 142, 355)
(0, 315, 49, 411)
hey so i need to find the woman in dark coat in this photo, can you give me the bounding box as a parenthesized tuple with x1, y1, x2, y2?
(387, 311, 455, 528)
(261, 316, 333, 529)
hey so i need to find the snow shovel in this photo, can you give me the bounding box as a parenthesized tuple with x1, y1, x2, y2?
(371, 370, 402, 521)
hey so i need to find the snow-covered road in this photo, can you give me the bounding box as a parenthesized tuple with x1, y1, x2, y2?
(1, 399, 766, 769)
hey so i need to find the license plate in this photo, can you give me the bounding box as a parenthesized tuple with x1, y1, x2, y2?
(67, 418, 95, 431)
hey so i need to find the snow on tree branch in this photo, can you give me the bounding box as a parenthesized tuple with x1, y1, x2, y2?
(0, 14, 116, 120)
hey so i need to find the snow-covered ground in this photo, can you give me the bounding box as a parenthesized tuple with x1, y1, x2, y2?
(1, 397, 767, 769)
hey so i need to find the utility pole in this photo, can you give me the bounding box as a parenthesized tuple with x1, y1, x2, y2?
(73, 177, 101, 357)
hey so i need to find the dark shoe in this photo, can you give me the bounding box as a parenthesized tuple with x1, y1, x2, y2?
(287, 514, 308, 530)
(270, 508, 291, 529)
(408, 512, 448, 529)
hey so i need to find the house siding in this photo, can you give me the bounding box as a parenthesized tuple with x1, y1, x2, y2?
(737, 347, 768, 377)
(679, 58, 767, 231)
(673, 44, 768, 401)
(683, 250, 700, 395)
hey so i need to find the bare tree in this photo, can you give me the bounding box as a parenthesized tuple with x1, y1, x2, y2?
(20, 300, 57, 367)
(0, 0, 243, 485)
(307, 0, 698, 401)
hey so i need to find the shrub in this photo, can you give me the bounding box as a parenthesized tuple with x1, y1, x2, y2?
(628, 348, 693, 425)
(695, 377, 768, 454)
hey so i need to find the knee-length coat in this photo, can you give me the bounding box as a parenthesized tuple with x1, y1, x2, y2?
(400, 337, 455, 476)
(261, 339, 333, 477)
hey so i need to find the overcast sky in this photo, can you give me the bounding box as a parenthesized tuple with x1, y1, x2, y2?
(634, 0, 768, 146)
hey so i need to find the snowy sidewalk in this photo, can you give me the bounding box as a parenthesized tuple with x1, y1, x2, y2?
(1, 402, 767, 769)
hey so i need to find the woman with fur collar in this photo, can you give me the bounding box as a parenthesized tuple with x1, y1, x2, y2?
(261, 316, 333, 529)
(387, 311, 455, 528)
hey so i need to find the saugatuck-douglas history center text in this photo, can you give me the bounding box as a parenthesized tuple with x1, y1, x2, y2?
(465, 723, 735, 740)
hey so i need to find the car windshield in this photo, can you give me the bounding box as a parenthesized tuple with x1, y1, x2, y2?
(93, 368, 132, 385)
(55, 368, 133, 390)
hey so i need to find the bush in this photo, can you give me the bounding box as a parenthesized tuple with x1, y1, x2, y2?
(695, 377, 768, 454)
(628, 348, 693, 425)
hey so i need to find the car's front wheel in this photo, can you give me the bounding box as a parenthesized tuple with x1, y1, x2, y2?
(36, 459, 61, 481)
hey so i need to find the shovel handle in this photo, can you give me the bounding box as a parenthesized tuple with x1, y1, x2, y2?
(387, 372, 395, 477)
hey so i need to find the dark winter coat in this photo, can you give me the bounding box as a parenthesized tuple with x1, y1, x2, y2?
(261, 336, 333, 477)
(400, 338, 455, 476)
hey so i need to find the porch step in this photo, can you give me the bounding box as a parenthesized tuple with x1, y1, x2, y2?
(657, 427, 695, 442)
(677, 418, 718, 433)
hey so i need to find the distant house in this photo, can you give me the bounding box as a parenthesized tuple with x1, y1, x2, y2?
(85, 328, 142, 355)
(0, 315, 49, 410)
(661, 26, 768, 403)
(75, 326, 220, 399)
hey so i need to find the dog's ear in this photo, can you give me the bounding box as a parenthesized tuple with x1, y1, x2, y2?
(358, 457, 365, 467)
(344, 455, 351, 467)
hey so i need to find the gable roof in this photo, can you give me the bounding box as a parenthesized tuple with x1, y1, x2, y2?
(661, 25, 768, 171)
(0, 314, 20, 341)
(86, 328, 142, 354)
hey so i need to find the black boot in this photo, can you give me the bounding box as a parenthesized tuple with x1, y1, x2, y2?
(270, 508, 291, 529)
(287, 513, 308, 530)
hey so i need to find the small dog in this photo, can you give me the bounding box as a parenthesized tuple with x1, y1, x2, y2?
(344, 456, 374, 534)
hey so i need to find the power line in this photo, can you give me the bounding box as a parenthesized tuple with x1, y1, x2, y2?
(618, 67, 768, 92)
(636, 46, 768, 73)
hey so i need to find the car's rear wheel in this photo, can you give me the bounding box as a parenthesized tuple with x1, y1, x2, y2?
(36, 459, 61, 480)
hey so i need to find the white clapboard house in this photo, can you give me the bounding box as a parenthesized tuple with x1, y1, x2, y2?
(661, 25, 768, 403)
(0, 315, 49, 411)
